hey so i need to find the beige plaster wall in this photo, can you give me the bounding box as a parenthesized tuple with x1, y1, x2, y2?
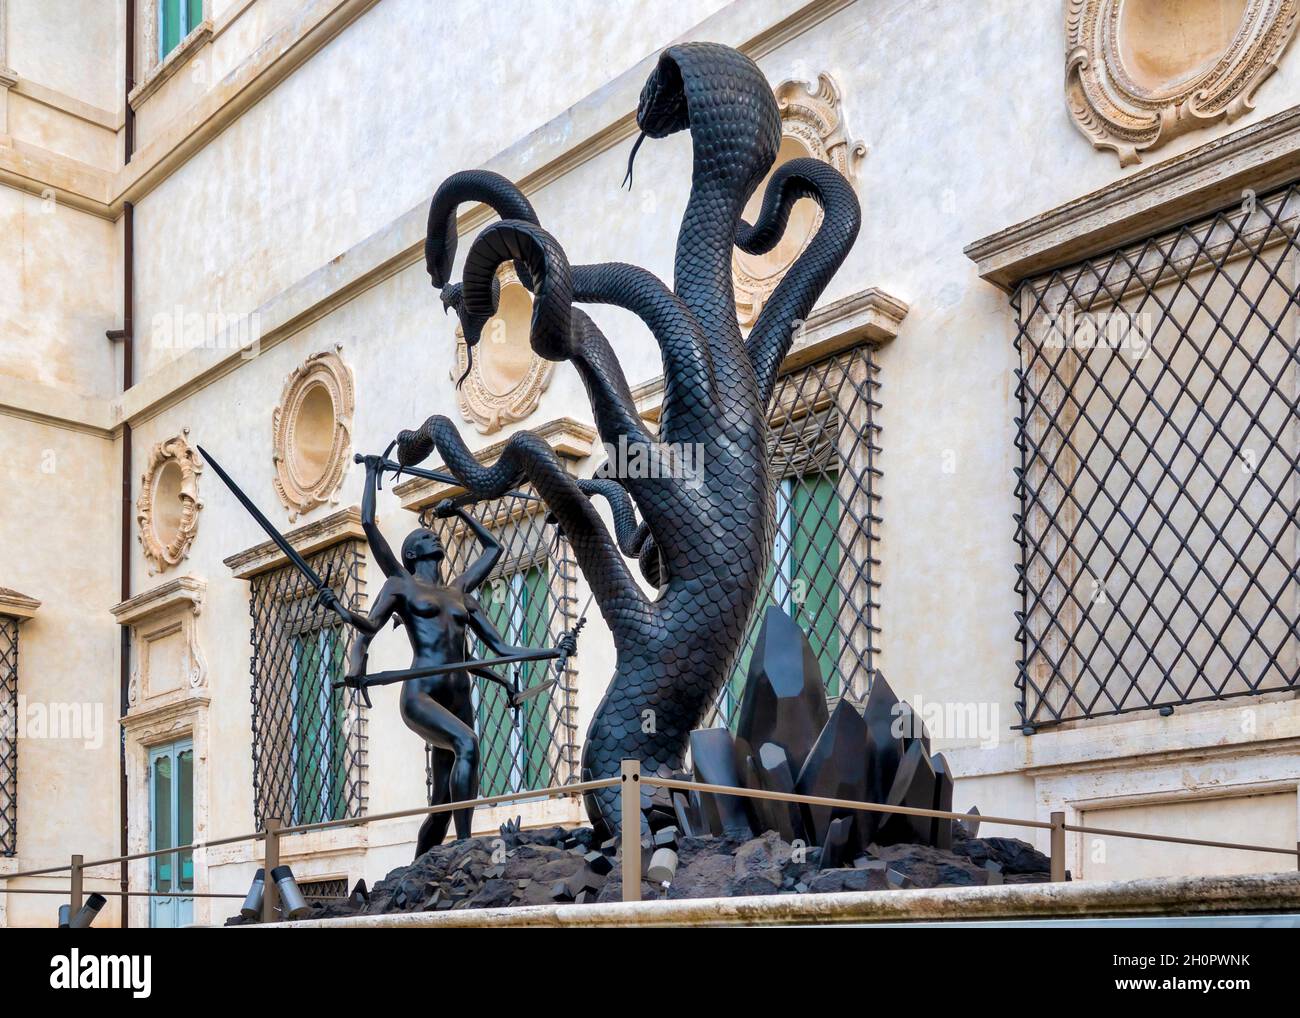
(1079, 792, 1299, 881)
(0, 415, 119, 927)
(0, 185, 119, 398)
(6, 0, 123, 112)
(130, 0, 728, 379)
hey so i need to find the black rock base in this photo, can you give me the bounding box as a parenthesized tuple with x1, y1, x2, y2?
(226, 820, 1055, 924)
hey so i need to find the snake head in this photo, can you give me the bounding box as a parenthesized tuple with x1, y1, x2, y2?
(441, 279, 500, 384)
(635, 50, 690, 139)
(626, 44, 779, 193)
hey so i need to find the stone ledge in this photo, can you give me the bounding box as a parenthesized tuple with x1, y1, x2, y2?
(965, 106, 1300, 291)
(250, 870, 1300, 927)
(0, 586, 40, 621)
(223, 505, 364, 579)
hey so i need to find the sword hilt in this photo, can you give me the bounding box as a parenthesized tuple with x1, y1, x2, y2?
(333, 674, 373, 709)
(553, 615, 587, 675)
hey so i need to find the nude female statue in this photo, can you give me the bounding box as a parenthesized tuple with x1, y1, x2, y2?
(317, 454, 547, 854)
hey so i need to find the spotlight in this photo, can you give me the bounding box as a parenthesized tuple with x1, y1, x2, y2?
(240, 868, 266, 920)
(57, 904, 71, 928)
(646, 847, 678, 887)
(68, 893, 107, 929)
(269, 865, 313, 921)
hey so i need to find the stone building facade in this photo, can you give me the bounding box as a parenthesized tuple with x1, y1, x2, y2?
(1, 0, 1298, 926)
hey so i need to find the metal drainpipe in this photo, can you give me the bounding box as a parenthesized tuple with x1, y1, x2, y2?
(112, 0, 137, 926)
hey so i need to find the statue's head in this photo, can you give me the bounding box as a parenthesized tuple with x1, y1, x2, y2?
(627, 44, 779, 193)
(402, 527, 445, 571)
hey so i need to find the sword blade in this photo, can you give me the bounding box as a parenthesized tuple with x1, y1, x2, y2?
(360, 649, 560, 688)
(198, 445, 328, 591)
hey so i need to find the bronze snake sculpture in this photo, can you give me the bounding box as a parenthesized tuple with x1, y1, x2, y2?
(394, 43, 861, 836)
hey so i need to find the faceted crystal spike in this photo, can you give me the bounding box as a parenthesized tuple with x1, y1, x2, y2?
(894, 701, 931, 755)
(690, 728, 755, 838)
(876, 739, 937, 845)
(794, 700, 871, 850)
(735, 606, 830, 772)
(862, 670, 903, 805)
(931, 753, 954, 849)
(817, 816, 854, 871)
(963, 806, 981, 839)
(671, 790, 703, 838)
(749, 742, 807, 843)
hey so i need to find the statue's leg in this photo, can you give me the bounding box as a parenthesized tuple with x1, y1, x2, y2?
(401, 689, 480, 842)
(416, 749, 455, 857)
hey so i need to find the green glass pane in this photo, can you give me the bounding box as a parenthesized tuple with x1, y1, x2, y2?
(177, 748, 194, 890)
(186, 0, 204, 32)
(160, 0, 182, 58)
(792, 474, 841, 695)
(521, 567, 552, 787)
(152, 755, 172, 892)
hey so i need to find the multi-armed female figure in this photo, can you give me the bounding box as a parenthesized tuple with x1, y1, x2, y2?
(318, 454, 537, 854)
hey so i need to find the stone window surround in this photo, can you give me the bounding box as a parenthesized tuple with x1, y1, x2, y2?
(962, 124, 1300, 837)
(130, 0, 214, 109)
(965, 105, 1300, 291)
(110, 576, 213, 927)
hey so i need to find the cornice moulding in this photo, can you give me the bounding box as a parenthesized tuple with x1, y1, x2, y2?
(781, 287, 908, 373)
(110, 575, 205, 626)
(0, 586, 40, 621)
(119, 693, 211, 733)
(223, 504, 364, 579)
(965, 106, 1300, 290)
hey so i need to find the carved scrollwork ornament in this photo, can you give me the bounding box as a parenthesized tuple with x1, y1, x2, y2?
(272, 346, 355, 520)
(137, 429, 204, 574)
(732, 73, 865, 326)
(1066, 0, 1299, 166)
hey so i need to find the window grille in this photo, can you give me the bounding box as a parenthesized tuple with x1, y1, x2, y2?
(0, 616, 17, 855)
(423, 491, 579, 802)
(248, 541, 368, 828)
(298, 877, 348, 901)
(710, 343, 883, 727)
(1013, 182, 1300, 727)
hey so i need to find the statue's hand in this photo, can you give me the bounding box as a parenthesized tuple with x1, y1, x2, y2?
(433, 497, 460, 519)
(315, 588, 344, 617)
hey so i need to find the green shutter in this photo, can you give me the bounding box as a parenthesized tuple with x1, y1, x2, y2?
(160, 0, 182, 59)
(519, 567, 553, 788)
(791, 474, 841, 695)
(476, 579, 514, 796)
(292, 627, 348, 824)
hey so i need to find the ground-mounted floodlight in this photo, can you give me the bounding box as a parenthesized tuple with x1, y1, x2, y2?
(269, 865, 313, 920)
(646, 847, 678, 887)
(240, 868, 265, 919)
(68, 893, 107, 929)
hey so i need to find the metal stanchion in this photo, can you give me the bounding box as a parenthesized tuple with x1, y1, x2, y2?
(69, 854, 84, 913)
(1050, 811, 1066, 882)
(262, 818, 281, 923)
(620, 760, 641, 903)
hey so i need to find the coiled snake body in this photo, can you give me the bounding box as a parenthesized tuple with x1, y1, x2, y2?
(396, 43, 860, 836)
